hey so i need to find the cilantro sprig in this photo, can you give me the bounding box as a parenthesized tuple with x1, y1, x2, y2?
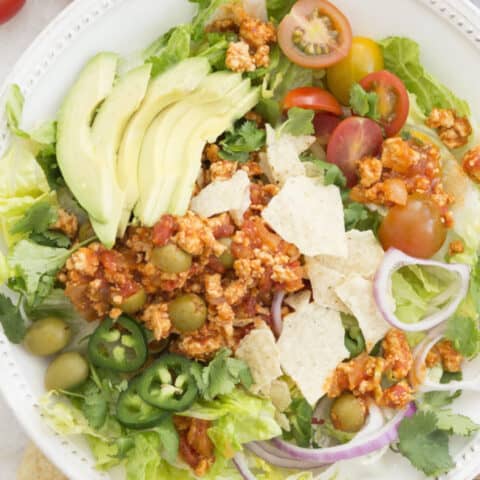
(219, 120, 266, 163)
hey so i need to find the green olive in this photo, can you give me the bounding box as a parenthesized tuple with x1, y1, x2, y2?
(330, 393, 367, 433)
(120, 289, 147, 314)
(218, 237, 235, 269)
(24, 317, 72, 357)
(168, 294, 207, 333)
(78, 222, 95, 242)
(151, 243, 192, 273)
(44, 352, 89, 391)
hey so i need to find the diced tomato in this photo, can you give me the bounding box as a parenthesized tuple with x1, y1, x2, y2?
(152, 215, 177, 246)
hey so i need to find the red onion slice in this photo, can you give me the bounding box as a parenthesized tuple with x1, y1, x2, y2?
(250, 403, 416, 466)
(271, 290, 286, 337)
(374, 248, 470, 332)
(413, 327, 480, 393)
(233, 453, 257, 480)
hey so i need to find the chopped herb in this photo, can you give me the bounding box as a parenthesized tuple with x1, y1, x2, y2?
(349, 83, 380, 120)
(0, 294, 25, 344)
(219, 120, 266, 163)
(445, 315, 480, 358)
(279, 107, 315, 137)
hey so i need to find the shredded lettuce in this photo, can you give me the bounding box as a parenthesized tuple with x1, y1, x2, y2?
(381, 37, 470, 117)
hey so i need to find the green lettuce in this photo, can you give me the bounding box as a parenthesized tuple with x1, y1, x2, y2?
(381, 37, 470, 116)
(266, 0, 296, 23)
(391, 265, 457, 324)
(182, 388, 281, 458)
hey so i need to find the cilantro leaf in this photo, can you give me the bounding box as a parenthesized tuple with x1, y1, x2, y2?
(349, 83, 380, 120)
(0, 294, 26, 344)
(398, 411, 455, 476)
(152, 416, 179, 465)
(283, 397, 313, 447)
(422, 390, 461, 409)
(191, 348, 253, 401)
(341, 314, 366, 358)
(300, 152, 347, 188)
(279, 108, 315, 136)
(30, 231, 71, 248)
(436, 410, 479, 437)
(343, 201, 381, 233)
(10, 200, 58, 235)
(219, 121, 266, 163)
(8, 240, 73, 306)
(441, 371, 463, 384)
(80, 380, 108, 430)
(36, 151, 64, 191)
(445, 316, 480, 358)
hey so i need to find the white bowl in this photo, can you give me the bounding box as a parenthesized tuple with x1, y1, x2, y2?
(1, 0, 480, 479)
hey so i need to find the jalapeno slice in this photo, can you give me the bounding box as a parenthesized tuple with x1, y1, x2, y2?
(88, 316, 148, 372)
(116, 378, 169, 429)
(138, 354, 198, 411)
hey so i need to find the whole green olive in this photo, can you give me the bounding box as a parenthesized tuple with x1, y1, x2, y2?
(44, 352, 89, 391)
(151, 243, 192, 273)
(24, 317, 72, 357)
(168, 294, 207, 333)
(78, 222, 95, 242)
(330, 393, 367, 433)
(120, 289, 147, 314)
(218, 238, 235, 269)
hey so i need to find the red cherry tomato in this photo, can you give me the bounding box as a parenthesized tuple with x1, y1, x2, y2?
(378, 195, 447, 258)
(0, 0, 26, 24)
(284, 87, 342, 115)
(359, 70, 410, 137)
(326, 117, 383, 187)
(278, 0, 353, 69)
(313, 112, 341, 145)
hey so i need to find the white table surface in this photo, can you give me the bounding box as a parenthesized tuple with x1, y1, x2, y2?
(1, 0, 480, 479)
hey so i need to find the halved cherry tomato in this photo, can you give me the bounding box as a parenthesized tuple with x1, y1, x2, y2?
(326, 117, 383, 187)
(359, 71, 409, 137)
(284, 87, 342, 115)
(0, 0, 25, 24)
(278, 0, 352, 69)
(326, 37, 384, 105)
(313, 112, 341, 145)
(378, 195, 447, 258)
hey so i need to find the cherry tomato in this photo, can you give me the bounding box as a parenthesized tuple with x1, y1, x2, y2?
(326, 117, 383, 187)
(313, 112, 341, 145)
(326, 37, 384, 105)
(278, 0, 352, 69)
(284, 87, 342, 115)
(359, 71, 410, 137)
(378, 195, 447, 259)
(0, 0, 25, 24)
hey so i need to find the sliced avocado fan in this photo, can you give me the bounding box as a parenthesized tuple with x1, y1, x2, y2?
(135, 72, 260, 227)
(116, 57, 211, 235)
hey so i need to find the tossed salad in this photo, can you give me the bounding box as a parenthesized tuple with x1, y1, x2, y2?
(2, 0, 480, 479)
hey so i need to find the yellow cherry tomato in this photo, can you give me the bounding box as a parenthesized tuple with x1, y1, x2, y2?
(326, 37, 384, 105)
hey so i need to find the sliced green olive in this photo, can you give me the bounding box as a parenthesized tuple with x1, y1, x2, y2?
(218, 238, 235, 269)
(44, 352, 89, 391)
(24, 317, 72, 357)
(151, 244, 192, 273)
(120, 289, 147, 314)
(168, 294, 207, 333)
(330, 393, 367, 433)
(78, 222, 95, 242)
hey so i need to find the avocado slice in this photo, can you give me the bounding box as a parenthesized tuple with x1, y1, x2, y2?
(89, 64, 152, 247)
(169, 88, 260, 215)
(135, 72, 259, 226)
(116, 57, 211, 235)
(57, 53, 119, 223)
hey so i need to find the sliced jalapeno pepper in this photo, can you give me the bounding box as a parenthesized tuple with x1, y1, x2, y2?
(138, 354, 198, 411)
(88, 316, 147, 372)
(116, 378, 169, 429)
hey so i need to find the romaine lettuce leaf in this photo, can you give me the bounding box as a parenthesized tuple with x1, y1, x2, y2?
(381, 37, 470, 117)
(266, 0, 296, 23)
(182, 388, 281, 458)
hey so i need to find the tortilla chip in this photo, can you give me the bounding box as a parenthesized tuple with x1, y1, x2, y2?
(269, 379, 292, 412)
(277, 303, 349, 405)
(235, 327, 282, 394)
(335, 275, 390, 352)
(284, 289, 311, 311)
(313, 230, 384, 280)
(190, 170, 250, 223)
(260, 126, 314, 186)
(262, 176, 347, 257)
